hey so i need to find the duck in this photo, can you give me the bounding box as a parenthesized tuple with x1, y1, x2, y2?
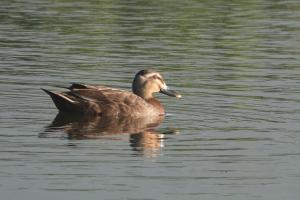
(42, 70, 181, 118)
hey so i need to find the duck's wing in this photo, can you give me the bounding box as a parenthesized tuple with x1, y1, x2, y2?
(68, 86, 149, 117)
(42, 88, 78, 112)
(43, 83, 149, 116)
(42, 88, 103, 115)
(68, 83, 122, 91)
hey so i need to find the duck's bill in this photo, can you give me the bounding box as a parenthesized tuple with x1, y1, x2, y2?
(160, 88, 182, 98)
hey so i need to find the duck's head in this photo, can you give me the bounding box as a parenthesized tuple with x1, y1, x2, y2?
(132, 70, 182, 100)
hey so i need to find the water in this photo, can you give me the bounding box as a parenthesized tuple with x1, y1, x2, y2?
(1, 0, 300, 199)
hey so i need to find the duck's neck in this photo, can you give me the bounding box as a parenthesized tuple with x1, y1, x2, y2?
(146, 98, 165, 116)
(133, 88, 153, 100)
(132, 86, 164, 115)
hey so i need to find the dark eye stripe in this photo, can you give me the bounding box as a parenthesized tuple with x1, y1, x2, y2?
(150, 73, 165, 84)
(155, 76, 164, 84)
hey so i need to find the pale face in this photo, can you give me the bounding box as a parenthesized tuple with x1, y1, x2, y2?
(132, 70, 181, 99)
(143, 72, 168, 94)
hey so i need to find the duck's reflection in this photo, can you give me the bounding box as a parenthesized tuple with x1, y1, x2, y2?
(130, 131, 165, 157)
(41, 113, 179, 157)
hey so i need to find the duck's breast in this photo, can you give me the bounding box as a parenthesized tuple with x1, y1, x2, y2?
(146, 98, 165, 116)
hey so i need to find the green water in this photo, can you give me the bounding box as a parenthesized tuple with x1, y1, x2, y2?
(1, 0, 300, 199)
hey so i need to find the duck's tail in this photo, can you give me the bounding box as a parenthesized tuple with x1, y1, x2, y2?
(41, 88, 77, 113)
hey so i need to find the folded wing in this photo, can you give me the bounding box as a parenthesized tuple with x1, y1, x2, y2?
(42, 83, 149, 117)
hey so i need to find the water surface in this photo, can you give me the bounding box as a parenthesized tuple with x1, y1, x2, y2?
(1, 0, 300, 199)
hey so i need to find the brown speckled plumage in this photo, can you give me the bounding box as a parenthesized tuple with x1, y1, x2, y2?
(42, 70, 181, 118)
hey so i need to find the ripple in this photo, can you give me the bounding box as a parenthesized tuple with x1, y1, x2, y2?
(1, 0, 300, 199)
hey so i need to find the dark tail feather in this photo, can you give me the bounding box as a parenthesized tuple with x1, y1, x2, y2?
(41, 88, 78, 113)
(68, 83, 91, 90)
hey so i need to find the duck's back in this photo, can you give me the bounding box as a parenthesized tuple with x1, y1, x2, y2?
(43, 84, 162, 117)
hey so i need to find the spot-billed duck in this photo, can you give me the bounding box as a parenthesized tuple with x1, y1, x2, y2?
(42, 70, 181, 117)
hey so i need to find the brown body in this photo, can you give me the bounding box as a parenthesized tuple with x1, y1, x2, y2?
(42, 70, 181, 117)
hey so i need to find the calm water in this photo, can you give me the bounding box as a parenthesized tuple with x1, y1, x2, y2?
(1, 0, 300, 199)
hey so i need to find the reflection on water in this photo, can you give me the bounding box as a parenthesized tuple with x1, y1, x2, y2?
(129, 131, 164, 157)
(41, 113, 178, 157)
